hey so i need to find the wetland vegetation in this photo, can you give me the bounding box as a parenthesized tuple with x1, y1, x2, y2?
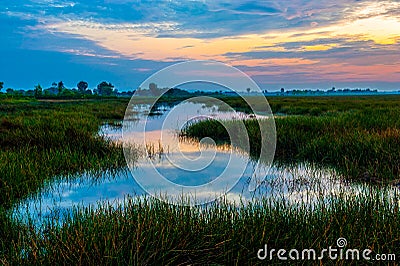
(184, 96, 400, 183)
(1, 95, 400, 264)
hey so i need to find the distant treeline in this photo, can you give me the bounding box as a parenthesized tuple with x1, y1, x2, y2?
(0, 81, 224, 99)
(0, 81, 136, 99)
(0, 80, 396, 99)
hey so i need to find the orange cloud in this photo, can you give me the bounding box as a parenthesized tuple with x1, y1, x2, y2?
(40, 1, 400, 84)
(45, 7, 400, 62)
(248, 63, 400, 83)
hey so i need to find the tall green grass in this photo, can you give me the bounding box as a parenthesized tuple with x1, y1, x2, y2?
(0, 99, 128, 208)
(218, 95, 400, 116)
(3, 189, 399, 265)
(0, 99, 129, 263)
(183, 100, 400, 182)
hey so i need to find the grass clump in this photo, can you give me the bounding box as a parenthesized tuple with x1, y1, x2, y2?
(3, 190, 399, 265)
(0, 99, 128, 208)
(0, 98, 129, 261)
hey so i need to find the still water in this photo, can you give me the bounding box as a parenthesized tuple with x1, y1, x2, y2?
(13, 101, 381, 227)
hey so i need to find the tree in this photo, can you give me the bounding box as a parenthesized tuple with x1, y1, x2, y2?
(6, 88, 13, 94)
(34, 84, 43, 98)
(149, 83, 159, 96)
(246, 87, 251, 93)
(57, 81, 64, 95)
(97, 81, 114, 96)
(281, 88, 285, 93)
(0, 82, 3, 92)
(77, 81, 88, 93)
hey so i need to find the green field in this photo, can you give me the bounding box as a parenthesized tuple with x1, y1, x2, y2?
(1, 95, 399, 264)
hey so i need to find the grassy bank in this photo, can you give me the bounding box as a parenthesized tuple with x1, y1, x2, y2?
(0, 98, 128, 262)
(3, 190, 400, 265)
(0, 98, 129, 207)
(183, 96, 400, 182)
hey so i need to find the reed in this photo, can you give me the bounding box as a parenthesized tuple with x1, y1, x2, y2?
(0, 99, 128, 208)
(3, 188, 399, 265)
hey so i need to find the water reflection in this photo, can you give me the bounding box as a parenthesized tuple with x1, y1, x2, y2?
(12, 101, 397, 228)
(14, 163, 359, 227)
(122, 100, 260, 205)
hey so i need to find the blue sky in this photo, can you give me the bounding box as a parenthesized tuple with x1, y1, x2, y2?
(1, 0, 400, 91)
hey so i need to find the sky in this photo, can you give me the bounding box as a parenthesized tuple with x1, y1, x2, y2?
(1, 0, 400, 91)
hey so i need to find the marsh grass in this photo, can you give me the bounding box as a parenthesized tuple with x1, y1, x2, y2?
(145, 140, 169, 159)
(183, 97, 400, 183)
(0, 99, 129, 261)
(0, 99, 129, 208)
(2, 96, 400, 265)
(3, 188, 400, 265)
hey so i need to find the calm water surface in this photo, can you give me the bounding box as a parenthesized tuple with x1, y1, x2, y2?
(13, 102, 393, 227)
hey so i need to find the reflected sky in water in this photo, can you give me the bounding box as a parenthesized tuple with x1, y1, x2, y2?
(12, 102, 397, 228)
